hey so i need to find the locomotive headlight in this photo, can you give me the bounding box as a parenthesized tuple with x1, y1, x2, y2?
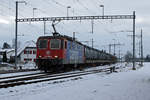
(54, 56, 58, 58)
(39, 56, 42, 58)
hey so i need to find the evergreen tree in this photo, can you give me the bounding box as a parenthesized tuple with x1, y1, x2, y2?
(2, 42, 11, 49)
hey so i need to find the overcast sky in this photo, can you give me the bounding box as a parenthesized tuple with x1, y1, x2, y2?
(0, 0, 149, 57)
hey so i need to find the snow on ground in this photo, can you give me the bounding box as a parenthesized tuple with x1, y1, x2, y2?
(0, 70, 41, 78)
(0, 62, 37, 71)
(0, 63, 150, 100)
(16, 63, 37, 70)
(0, 62, 39, 78)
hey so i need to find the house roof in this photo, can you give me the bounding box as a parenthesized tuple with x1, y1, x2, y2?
(0, 49, 14, 53)
(12, 40, 36, 56)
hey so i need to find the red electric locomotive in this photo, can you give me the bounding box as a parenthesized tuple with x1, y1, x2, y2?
(36, 33, 85, 72)
(36, 33, 117, 72)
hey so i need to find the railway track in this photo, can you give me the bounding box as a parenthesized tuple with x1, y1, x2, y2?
(0, 72, 45, 80)
(0, 69, 38, 74)
(0, 67, 111, 88)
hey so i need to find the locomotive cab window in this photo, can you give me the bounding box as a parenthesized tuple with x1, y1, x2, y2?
(37, 39, 48, 49)
(50, 39, 61, 49)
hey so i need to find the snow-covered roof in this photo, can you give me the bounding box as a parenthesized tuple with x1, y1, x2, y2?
(12, 40, 36, 56)
(0, 49, 14, 53)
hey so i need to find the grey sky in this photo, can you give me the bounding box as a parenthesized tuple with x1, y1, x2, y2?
(0, 0, 149, 57)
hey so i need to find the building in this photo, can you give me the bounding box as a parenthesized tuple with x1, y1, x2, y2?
(11, 40, 36, 64)
(0, 49, 15, 62)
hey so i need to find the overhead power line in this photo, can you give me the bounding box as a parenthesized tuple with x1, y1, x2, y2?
(76, 0, 96, 15)
(50, 0, 66, 8)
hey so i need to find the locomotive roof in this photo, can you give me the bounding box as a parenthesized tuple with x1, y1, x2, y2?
(38, 34, 83, 45)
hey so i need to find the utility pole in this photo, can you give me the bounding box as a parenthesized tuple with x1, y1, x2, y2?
(118, 43, 125, 62)
(119, 46, 121, 61)
(73, 32, 75, 40)
(91, 20, 94, 48)
(100, 5, 104, 16)
(33, 8, 37, 18)
(109, 44, 112, 54)
(138, 40, 141, 61)
(44, 21, 46, 35)
(67, 6, 71, 17)
(92, 38, 94, 48)
(141, 29, 143, 66)
(15, 1, 26, 68)
(15, 1, 18, 68)
(113, 39, 116, 55)
(72, 32, 79, 40)
(114, 44, 116, 55)
(132, 11, 136, 70)
(91, 20, 94, 34)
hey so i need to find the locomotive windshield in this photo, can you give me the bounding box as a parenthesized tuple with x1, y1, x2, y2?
(37, 39, 48, 49)
(50, 39, 61, 49)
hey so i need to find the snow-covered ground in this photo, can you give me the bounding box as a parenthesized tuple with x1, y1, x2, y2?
(0, 70, 41, 78)
(0, 62, 36, 72)
(0, 63, 150, 100)
(17, 62, 37, 69)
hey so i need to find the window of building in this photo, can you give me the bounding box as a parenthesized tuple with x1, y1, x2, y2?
(24, 50, 26, 54)
(33, 50, 36, 54)
(24, 58, 32, 61)
(24, 50, 31, 54)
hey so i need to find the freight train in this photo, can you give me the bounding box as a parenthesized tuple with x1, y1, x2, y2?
(36, 33, 117, 72)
